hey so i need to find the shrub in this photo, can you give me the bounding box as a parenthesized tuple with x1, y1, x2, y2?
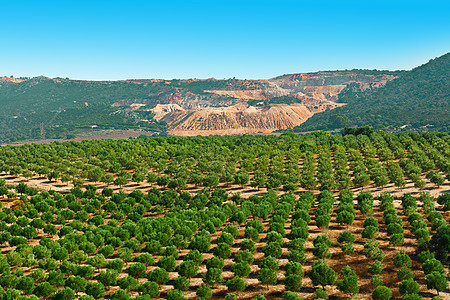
(284, 274, 302, 291)
(126, 262, 147, 278)
(259, 256, 279, 270)
(226, 276, 247, 292)
(213, 242, 231, 259)
(371, 274, 383, 287)
(241, 238, 256, 252)
(217, 232, 234, 246)
(364, 217, 379, 228)
(283, 291, 302, 300)
(157, 256, 176, 272)
(148, 268, 170, 284)
(262, 242, 282, 258)
(51, 287, 76, 300)
(362, 226, 379, 239)
(137, 281, 159, 298)
(34, 282, 56, 298)
(85, 282, 105, 299)
(16, 276, 35, 295)
(110, 289, 130, 300)
(244, 226, 260, 242)
(225, 294, 238, 300)
(398, 278, 420, 295)
(315, 288, 328, 300)
(258, 268, 277, 287)
(284, 261, 303, 277)
(232, 261, 251, 277)
(369, 260, 383, 275)
(426, 271, 448, 295)
(336, 266, 359, 295)
(173, 276, 190, 291)
(429, 224, 449, 263)
(203, 268, 222, 285)
(234, 250, 254, 264)
(397, 267, 414, 281)
(196, 285, 213, 299)
(205, 257, 224, 270)
(65, 276, 88, 294)
(337, 231, 356, 244)
(309, 260, 336, 288)
(372, 286, 392, 300)
(135, 253, 155, 266)
(189, 235, 211, 253)
(177, 260, 199, 278)
(423, 258, 445, 275)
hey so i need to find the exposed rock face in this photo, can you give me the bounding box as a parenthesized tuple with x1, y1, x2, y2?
(2, 70, 396, 136)
(294, 85, 346, 103)
(160, 103, 314, 136)
(204, 81, 291, 100)
(203, 90, 272, 100)
(131, 71, 398, 136)
(0, 77, 25, 83)
(151, 104, 184, 121)
(203, 72, 394, 104)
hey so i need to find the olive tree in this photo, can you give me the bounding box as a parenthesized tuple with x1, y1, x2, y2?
(336, 266, 359, 296)
(372, 286, 392, 300)
(258, 268, 277, 288)
(426, 271, 448, 295)
(226, 276, 247, 292)
(309, 259, 336, 289)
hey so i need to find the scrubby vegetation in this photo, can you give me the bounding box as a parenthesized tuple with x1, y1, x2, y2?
(247, 96, 301, 107)
(2, 52, 448, 143)
(0, 77, 262, 142)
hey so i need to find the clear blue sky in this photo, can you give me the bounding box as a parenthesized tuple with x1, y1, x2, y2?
(1, 0, 449, 80)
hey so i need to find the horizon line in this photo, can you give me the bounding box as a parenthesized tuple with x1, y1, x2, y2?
(2, 67, 408, 82)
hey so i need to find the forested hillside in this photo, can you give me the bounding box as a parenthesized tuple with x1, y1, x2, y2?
(0, 53, 448, 142)
(0, 70, 396, 142)
(0, 77, 250, 142)
(295, 53, 450, 132)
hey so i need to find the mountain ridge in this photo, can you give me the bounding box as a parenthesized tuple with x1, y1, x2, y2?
(294, 52, 450, 132)
(0, 69, 395, 142)
(0, 53, 447, 142)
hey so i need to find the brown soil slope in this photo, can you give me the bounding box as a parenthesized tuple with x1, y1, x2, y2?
(150, 72, 394, 136)
(161, 103, 315, 136)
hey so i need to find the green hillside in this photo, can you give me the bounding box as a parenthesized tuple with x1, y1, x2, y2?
(0, 75, 270, 142)
(0, 78, 160, 142)
(0, 77, 260, 115)
(295, 53, 450, 132)
(0, 78, 244, 142)
(0, 53, 448, 143)
(0, 70, 394, 143)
